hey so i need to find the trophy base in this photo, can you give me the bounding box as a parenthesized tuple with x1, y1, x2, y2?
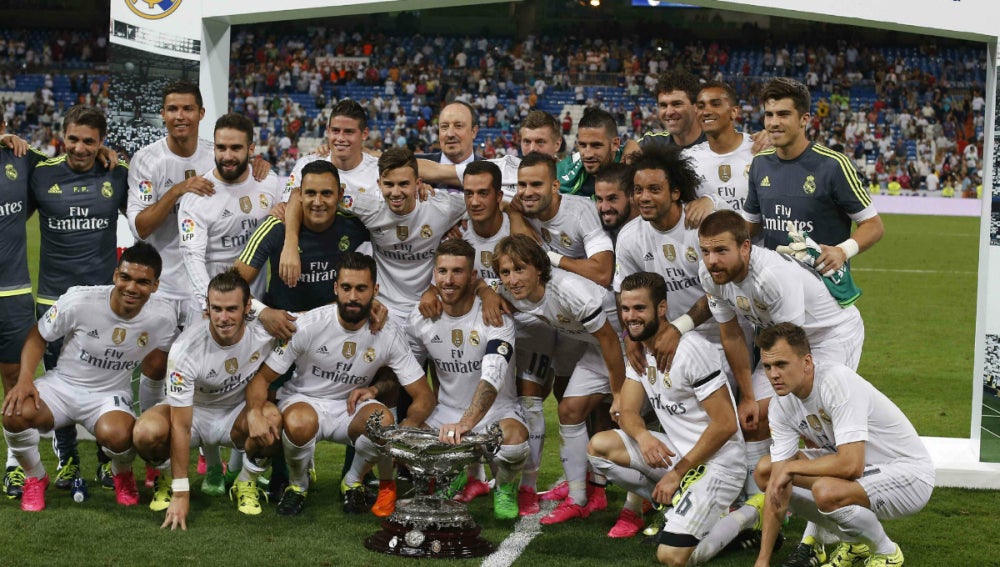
(365, 497, 495, 559)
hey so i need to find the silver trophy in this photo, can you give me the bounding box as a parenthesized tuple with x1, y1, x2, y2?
(363, 411, 502, 559)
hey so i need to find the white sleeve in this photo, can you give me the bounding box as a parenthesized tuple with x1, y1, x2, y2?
(406, 313, 428, 367)
(823, 367, 869, 446)
(613, 237, 642, 293)
(386, 327, 426, 387)
(760, 260, 805, 326)
(178, 193, 212, 306)
(36, 288, 79, 343)
(165, 344, 196, 407)
(125, 148, 156, 240)
(263, 323, 308, 376)
(768, 399, 801, 462)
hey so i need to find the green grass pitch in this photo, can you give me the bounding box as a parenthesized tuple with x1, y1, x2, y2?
(3, 212, 997, 566)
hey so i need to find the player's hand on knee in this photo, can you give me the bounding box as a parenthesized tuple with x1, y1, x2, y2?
(2, 382, 40, 416)
(638, 432, 675, 469)
(347, 386, 377, 415)
(652, 469, 681, 505)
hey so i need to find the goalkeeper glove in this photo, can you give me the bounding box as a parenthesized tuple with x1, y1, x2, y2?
(776, 223, 862, 308)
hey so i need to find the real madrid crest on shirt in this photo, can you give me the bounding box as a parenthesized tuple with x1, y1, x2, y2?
(803, 175, 816, 195)
(396, 226, 409, 240)
(5, 163, 17, 180)
(420, 224, 433, 238)
(541, 230, 551, 244)
(239, 196, 252, 213)
(663, 370, 672, 388)
(819, 408, 832, 423)
(685, 247, 698, 263)
(364, 347, 376, 363)
(259, 193, 270, 209)
(753, 298, 769, 312)
(662, 244, 676, 261)
(338, 235, 350, 251)
(343, 342, 356, 358)
(452, 329, 464, 347)
(101, 181, 113, 198)
(560, 232, 572, 248)
(718, 164, 731, 182)
(137, 332, 149, 347)
(225, 358, 238, 375)
(736, 296, 751, 312)
(469, 330, 480, 346)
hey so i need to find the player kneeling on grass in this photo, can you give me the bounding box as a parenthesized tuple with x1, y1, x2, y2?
(2, 242, 177, 511)
(245, 252, 436, 517)
(408, 239, 528, 520)
(588, 272, 763, 566)
(752, 323, 934, 567)
(133, 268, 283, 528)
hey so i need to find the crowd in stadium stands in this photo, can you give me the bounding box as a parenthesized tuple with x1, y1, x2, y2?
(0, 26, 987, 194)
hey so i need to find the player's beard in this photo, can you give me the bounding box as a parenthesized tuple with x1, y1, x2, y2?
(627, 315, 659, 343)
(216, 154, 250, 182)
(601, 202, 632, 232)
(338, 298, 373, 325)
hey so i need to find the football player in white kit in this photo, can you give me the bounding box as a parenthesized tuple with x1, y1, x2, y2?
(698, 210, 867, 564)
(493, 235, 625, 525)
(128, 83, 271, 487)
(244, 252, 435, 518)
(2, 242, 177, 511)
(753, 323, 933, 567)
(589, 272, 760, 567)
(683, 81, 756, 228)
(176, 112, 283, 493)
(408, 239, 528, 519)
(133, 269, 282, 527)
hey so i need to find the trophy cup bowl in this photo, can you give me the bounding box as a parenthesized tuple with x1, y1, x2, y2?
(363, 411, 503, 559)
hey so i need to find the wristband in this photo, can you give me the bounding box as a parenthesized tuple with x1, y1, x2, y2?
(669, 314, 695, 336)
(249, 298, 267, 318)
(836, 238, 860, 260)
(171, 478, 190, 492)
(546, 250, 564, 268)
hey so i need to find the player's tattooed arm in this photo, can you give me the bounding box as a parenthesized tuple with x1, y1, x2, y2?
(441, 381, 498, 444)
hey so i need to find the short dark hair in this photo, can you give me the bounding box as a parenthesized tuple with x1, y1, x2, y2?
(594, 162, 635, 197)
(300, 159, 341, 189)
(518, 151, 557, 181)
(441, 101, 478, 131)
(761, 77, 811, 116)
(698, 209, 750, 245)
(699, 80, 739, 107)
(519, 110, 560, 137)
(655, 70, 701, 103)
(118, 241, 162, 278)
(493, 235, 551, 284)
(162, 80, 203, 109)
(378, 146, 418, 178)
(64, 105, 107, 139)
(756, 322, 812, 356)
(463, 160, 502, 193)
(629, 146, 699, 203)
(214, 112, 254, 145)
(620, 271, 667, 306)
(329, 99, 368, 130)
(434, 238, 475, 267)
(338, 251, 377, 283)
(577, 107, 618, 139)
(208, 267, 251, 305)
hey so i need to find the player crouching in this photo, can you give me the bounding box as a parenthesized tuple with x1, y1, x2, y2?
(2, 242, 177, 511)
(588, 272, 763, 566)
(245, 252, 436, 517)
(133, 268, 282, 529)
(408, 239, 529, 519)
